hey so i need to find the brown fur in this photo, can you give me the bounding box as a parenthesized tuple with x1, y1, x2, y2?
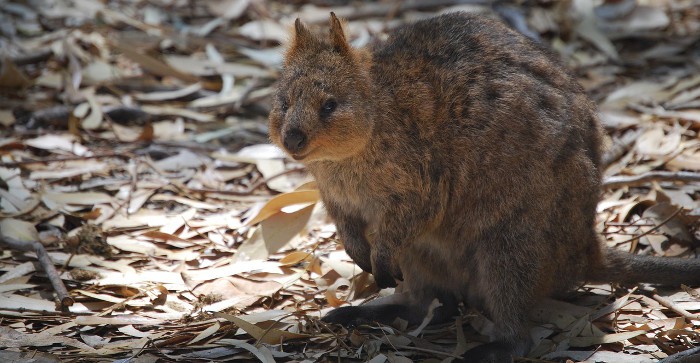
(268, 12, 700, 362)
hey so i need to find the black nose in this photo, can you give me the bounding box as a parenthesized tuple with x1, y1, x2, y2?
(283, 128, 307, 154)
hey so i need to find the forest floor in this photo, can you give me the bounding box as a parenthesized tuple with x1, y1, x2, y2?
(2, 0, 700, 362)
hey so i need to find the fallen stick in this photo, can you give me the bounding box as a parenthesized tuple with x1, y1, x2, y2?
(0, 236, 74, 310)
(603, 171, 700, 189)
(641, 285, 700, 321)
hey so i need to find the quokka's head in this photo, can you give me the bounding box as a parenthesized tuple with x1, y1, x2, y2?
(269, 13, 374, 163)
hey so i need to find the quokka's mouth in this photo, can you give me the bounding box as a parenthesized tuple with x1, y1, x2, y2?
(291, 147, 318, 161)
(291, 151, 309, 161)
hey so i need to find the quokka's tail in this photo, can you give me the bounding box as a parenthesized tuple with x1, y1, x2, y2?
(587, 248, 700, 286)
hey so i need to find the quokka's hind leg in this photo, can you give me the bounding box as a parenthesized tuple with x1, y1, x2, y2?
(458, 235, 547, 363)
(322, 287, 458, 327)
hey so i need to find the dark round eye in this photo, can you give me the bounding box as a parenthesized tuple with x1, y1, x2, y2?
(320, 99, 337, 119)
(280, 99, 289, 112)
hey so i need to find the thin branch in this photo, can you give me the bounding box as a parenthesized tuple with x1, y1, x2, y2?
(0, 236, 74, 309)
(603, 171, 700, 189)
(641, 285, 700, 321)
(0, 153, 130, 168)
(613, 207, 682, 245)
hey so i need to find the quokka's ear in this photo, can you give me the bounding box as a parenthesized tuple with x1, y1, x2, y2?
(292, 18, 313, 47)
(329, 12, 350, 54)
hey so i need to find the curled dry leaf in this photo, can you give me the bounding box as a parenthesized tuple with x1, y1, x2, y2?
(279, 251, 313, 266)
(212, 312, 309, 345)
(245, 189, 320, 226)
(635, 127, 681, 157)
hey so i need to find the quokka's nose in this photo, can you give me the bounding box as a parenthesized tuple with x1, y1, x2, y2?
(283, 128, 307, 154)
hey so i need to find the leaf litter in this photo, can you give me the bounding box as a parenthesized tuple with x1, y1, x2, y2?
(2, 0, 700, 362)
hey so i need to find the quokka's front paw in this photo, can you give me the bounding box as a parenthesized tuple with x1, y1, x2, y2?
(322, 304, 412, 327)
(370, 248, 402, 289)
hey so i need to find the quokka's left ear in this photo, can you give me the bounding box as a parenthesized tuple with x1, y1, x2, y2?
(329, 12, 350, 55)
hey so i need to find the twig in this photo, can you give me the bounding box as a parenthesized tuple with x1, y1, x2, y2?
(0, 153, 130, 168)
(613, 207, 682, 245)
(603, 171, 700, 189)
(641, 285, 700, 321)
(0, 236, 74, 309)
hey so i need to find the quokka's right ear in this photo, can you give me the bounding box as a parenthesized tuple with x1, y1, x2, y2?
(292, 18, 313, 47)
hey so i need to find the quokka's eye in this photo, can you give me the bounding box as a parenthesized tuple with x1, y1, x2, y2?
(320, 99, 337, 119)
(281, 99, 289, 112)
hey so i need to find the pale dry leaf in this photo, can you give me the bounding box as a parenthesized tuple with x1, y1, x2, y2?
(259, 203, 315, 256)
(154, 149, 208, 171)
(569, 330, 646, 347)
(320, 254, 364, 280)
(216, 339, 276, 363)
(72, 289, 150, 306)
(0, 218, 39, 241)
(237, 143, 287, 160)
(30, 160, 109, 180)
(0, 109, 15, 126)
(82, 60, 122, 84)
(140, 105, 215, 122)
(598, 5, 670, 36)
(206, 0, 250, 19)
(0, 167, 37, 215)
(635, 127, 681, 157)
(80, 91, 103, 129)
(101, 209, 173, 230)
(238, 46, 284, 68)
(238, 19, 287, 43)
(117, 324, 156, 338)
(572, 0, 619, 60)
(213, 312, 309, 345)
(41, 191, 113, 210)
(106, 235, 199, 261)
(245, 189, 320, 226)
(256, 158, 293, 192)
(188, 88, 241, 108)
(189, 322, 221, 345)
(602, 74, 679, 108)
(94, 270, 186, 286)
(544, 350, 656, 362)
(134, 83, 202, 102)
(667, 148, 700, 171)
(164, 55, 270, 78)
(84, 255, 136, 274)
(0, 293, 90, 314)
(0, 325, 97, 351)
(183, 260, 283, 282)
(80, 334, 110, 348)
(24, 134, 91, 156)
